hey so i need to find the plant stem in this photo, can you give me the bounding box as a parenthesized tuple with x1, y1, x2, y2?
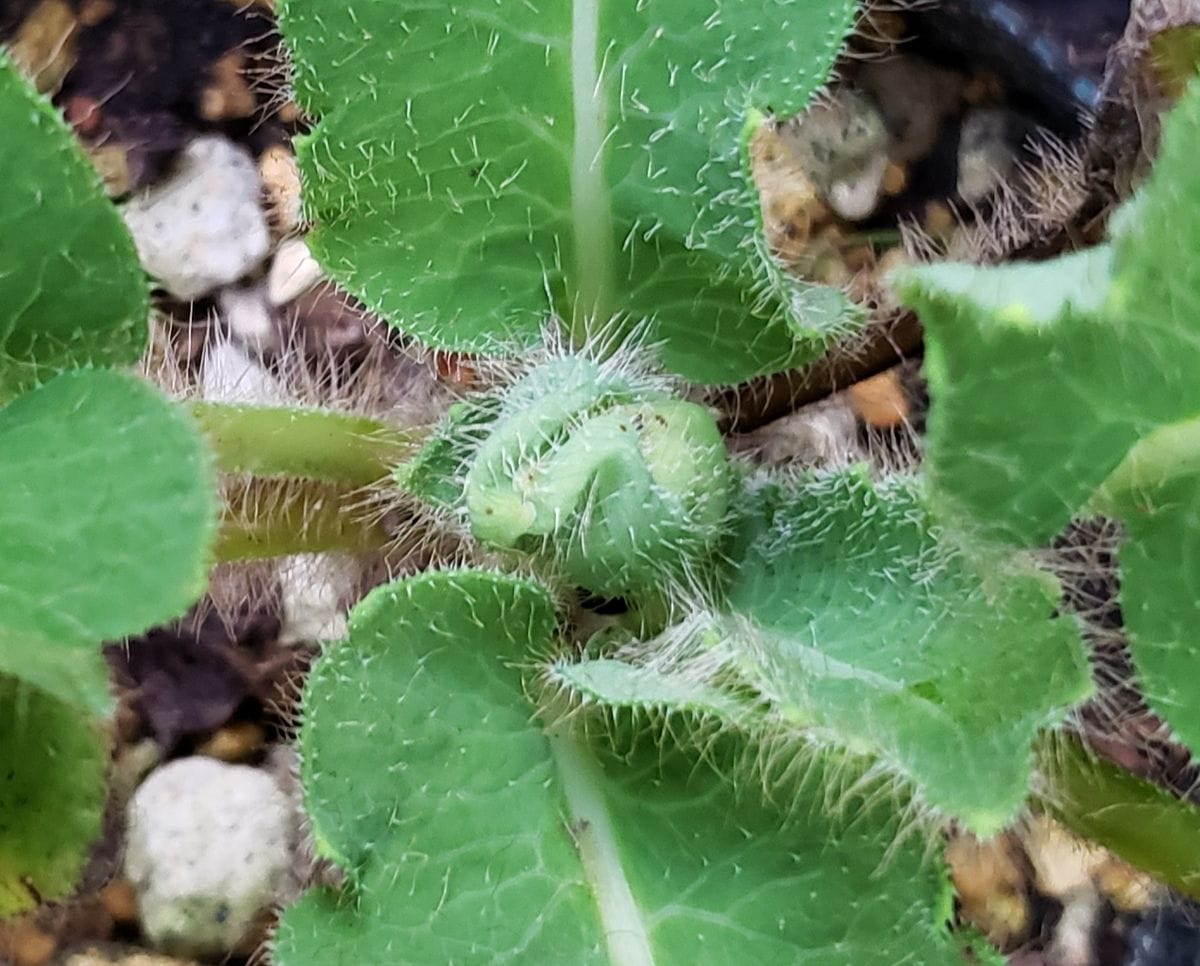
(1034, 731, 1200, 900)
(190, 402, 418, 486)
(214, 479, 394, 561)
(722, 311, 923, 433)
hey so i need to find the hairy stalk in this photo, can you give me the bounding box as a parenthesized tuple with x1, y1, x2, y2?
(190, 402, 419, 486)
(1035, 732, 1200, 901)
(722, 312, 922, 432)
(214, 478, 392, 561)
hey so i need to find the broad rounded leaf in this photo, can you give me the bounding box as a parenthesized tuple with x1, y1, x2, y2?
(0, 369, 217, 714)
(0, 677, 107, 917)
(0, 54, 148, 399)
(277, 569, 957, 964)
(280, 0, 860, 385)
(721, 472, 1092, 834)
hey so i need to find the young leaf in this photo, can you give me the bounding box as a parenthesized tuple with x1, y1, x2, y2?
(895, 81, 1200, 545)
(0, 678, 107, 918)
(0, 369, 217, 715)
(279, 0, 861, 384)
(276, 569, 958, 965)
(896, 82, 1200, 752)
(1104, 466, 1200, 753)
(894, 246, 1122, 545)
(460, 356, 734, 596)
(715, 472, 1090, 834)
(396, 395, 503, 509)
(547, 657, 761, 725)
(0, 54, 148, 399)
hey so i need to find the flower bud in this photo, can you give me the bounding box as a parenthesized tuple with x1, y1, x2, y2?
(464, 357, 731, 596)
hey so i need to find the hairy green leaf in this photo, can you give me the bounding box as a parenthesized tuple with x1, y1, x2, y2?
(896, 82, 1200, 545)
(716, 472, 1091, 834)
(1106, 467, 1200, 752)
(280, 0, 861, 384)
(0, 677, 107, 918)
(895, 246, 1122, 545)
(277, 569, 957, 965)
(0, 55, 148, 399)
(0, 369, 217, 715)
(547, 657, 760, 724)
(896, 82, 1200, 752)
(397, 395, 502, 509)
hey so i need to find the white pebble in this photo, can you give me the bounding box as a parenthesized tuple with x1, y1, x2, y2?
(219, 283, 277, 352)
(958, 108, 1021, 204)
(828, 152, 889, 222)
(123, 136, 271, 299)
(125, 757, 294, 958)
(201, 338, 289, 406)
(279, 553, 356, 645)
(268, 237, 324, 306)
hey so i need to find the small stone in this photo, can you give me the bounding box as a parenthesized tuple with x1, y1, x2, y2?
(201, 338, 289, 406)
(111, 738, 162, 802)
(859, 57, 964, 164)
(8, 0, 78, 94)
(1048, 888, 1102, 966)
(218, 283, 277, 352)
(731, 399, 863, 468)
(433, 351, 482, 389)
(1128, 907, 1200, 966)
(278, 99, 303, 124)
(923, 199, 958, 237)
(841, 243, 875, 274)
(77, 0, 115, 27)
(848, 369, 908, 428)
(777, 89, 890, 221)
(957, 108, 1023, 204)
(99, 879, 140, 925)
(881, 160, 907, 196)
(268, 237, 324, 305)
(0, 917, 56, 966)
(87, 144, 133, 198)
(875, 245, 908, 279)
(1022, 814, 1106, 900)
(66, 94, 103, 138)
(61, 943, 201, 966)
(196, 722, 266, 764)
(947, 831, 1031, 949)
(279, 554, 356, 644)
(198, 51, 256, 122)
(1095, 858, 1158, 914)
(124, 757, 293, 958)
(259, 144, 303, 237)
(122, 136, 271, 299)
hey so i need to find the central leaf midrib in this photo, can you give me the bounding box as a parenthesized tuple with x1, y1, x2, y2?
(550, 730, 653, 966)
(570, 0, 616, 336)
